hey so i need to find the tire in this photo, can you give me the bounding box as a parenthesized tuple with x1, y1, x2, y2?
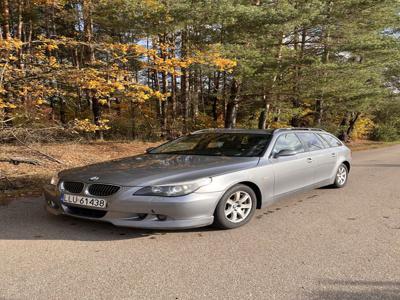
(213, 184, 257, 229)
(332, 163, 349, 188)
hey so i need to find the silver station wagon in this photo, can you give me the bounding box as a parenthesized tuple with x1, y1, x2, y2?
(44, 128, 351, 230)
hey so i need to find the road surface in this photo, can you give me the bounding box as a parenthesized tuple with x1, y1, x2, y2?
(1, 145, 400, 300)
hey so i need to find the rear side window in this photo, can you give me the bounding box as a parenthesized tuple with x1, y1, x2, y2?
(319, 133, 343, 147)
(317, 134, 330, 148)
(273, 133, 305, 155)
(297, 133, 325, 151)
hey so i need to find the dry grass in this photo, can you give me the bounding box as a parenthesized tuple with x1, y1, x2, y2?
(1, 139, 398, 205)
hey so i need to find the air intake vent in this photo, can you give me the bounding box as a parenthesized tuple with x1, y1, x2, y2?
(66, 206, 107, 218)
(88, 184, 120, 196)
(63, 181, 84, 194)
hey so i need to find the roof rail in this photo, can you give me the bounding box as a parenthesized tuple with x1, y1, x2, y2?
(191, 128, 274, 134)
(273, 127, 326, 134)
(191, 128, 218, 134)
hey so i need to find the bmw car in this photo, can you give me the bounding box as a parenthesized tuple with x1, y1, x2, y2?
(43, 128, 351, 230)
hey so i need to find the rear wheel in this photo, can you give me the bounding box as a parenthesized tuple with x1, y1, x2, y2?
(213, 184, 257, 229)
(333, 163, 348, 188)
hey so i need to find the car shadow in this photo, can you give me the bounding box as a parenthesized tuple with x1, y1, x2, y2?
(308, 279, 400, 300)
(318, 185, 336, 190)
(0, 196, 218, 241)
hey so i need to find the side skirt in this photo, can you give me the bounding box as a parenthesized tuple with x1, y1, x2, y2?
(264, 179, 333, 206)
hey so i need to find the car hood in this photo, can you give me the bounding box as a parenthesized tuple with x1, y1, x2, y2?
(59, 154, 260, 186)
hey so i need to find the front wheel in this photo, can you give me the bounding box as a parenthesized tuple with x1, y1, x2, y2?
(333, 163, 349, 188)
(213, 184, 257, 229)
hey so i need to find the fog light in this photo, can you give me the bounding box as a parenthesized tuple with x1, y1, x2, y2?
(156, 214, 167, 221)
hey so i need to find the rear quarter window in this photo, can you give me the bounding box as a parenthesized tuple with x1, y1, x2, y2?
(296, 132, 326, 151)
(319, 133, 343, 147)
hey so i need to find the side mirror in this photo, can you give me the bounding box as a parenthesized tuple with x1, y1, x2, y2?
(145, 147, 155, 153)
(273, 149, 298, 158)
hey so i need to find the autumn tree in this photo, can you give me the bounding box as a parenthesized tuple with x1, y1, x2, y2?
(0, 0, 399, 142)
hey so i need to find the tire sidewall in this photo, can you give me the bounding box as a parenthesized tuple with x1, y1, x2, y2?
(214, 184, 257, 229)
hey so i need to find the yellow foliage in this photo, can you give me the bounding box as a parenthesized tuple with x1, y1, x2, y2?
(0, 39, 23, 51)
(212, 57, 237, 71)
(0, 101, 17, 109)
(0, 32, 236, 125)
(73, 118, 111, 132)
(47, 44, 59, 51)
(352, 116, 375, 140)
(8, 55, 18, 61)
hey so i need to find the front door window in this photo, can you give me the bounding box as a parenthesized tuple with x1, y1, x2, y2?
(273, 133, 305, 156)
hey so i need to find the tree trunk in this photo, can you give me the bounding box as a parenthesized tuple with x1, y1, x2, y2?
(192, 69, 199, 120)
(83, 0, 95, 63)
(1, 0, 11, 40)
(211, 71, 221, 121)
(170, 34, 177, 122)
(290, 28, 301, 127)
(152, 69, 162, 135)
(0, 0, 11, 126)
(338, 112, 350, 142)
(130, 100, 136, 139)
(180, 29, 189, 133)
(161, 71, 168, 138)
(315, 99, 323, 126)
(60, 96, 67, 126)
(225, 79, 240, 128)
(346, 112, 361, 139)
(90, 92, 103, 140)
(159, 34, 169, 138)
(260, 34, 283, 129)
(171, 73, 177, 119)
(315, 0, 333, 126)
(258, 95, 270, 129)
(17, 0, 24, 68)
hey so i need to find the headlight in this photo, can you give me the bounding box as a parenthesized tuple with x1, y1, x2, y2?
(50, 174, 60, 186)
(134, 178, 212, 197)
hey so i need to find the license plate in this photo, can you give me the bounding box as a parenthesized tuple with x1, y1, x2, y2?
(61, 194, 107, 209)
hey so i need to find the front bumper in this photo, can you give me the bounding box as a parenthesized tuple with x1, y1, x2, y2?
(43, 184, 223, 230)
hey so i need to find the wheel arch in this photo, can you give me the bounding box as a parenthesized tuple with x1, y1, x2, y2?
(237, 181, 263, 209)
(342, 160, 351, 173)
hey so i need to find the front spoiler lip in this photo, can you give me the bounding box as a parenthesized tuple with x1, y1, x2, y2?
(43, 184, 217, 230)
(45, 204, 214, 230)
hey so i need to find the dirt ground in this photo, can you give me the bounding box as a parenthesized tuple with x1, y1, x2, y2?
(0, 139, 397, 204)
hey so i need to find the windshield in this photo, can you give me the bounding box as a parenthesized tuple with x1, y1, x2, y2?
(150, 132, 272, 157)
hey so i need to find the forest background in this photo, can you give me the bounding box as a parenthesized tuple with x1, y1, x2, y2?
(1, 0, 400, 143)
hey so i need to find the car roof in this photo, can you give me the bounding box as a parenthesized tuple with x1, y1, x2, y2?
(191, 128, 326, 135)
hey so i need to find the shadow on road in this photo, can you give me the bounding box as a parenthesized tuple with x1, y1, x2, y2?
(309, 279, 400, 300)
(0, 197, 216, 241)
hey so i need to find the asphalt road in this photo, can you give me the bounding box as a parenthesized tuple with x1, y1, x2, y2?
(1, 145, 400, 300)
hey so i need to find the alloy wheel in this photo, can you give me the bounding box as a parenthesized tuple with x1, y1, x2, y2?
(224, 191, 253, 223)
(336, 165, 347, 186)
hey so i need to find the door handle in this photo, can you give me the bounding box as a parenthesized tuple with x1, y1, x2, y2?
(331, 153, 336, 157)
(306, 157, 313, 163)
